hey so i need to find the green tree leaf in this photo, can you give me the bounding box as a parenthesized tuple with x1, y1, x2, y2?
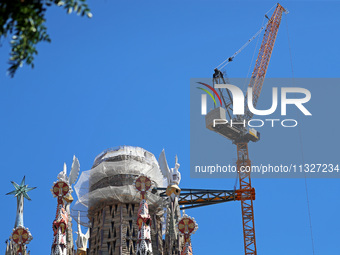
(0, 0, 91, 78)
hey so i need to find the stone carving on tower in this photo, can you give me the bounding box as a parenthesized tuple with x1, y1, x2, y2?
(158, 150, 182, 254)
(134, 175, 153, 255)
(51, 156, 80, 255)
(177, 215, 198, 255)
(6, 176, 36, 255)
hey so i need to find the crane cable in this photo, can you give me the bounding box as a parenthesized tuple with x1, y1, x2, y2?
(242, 16, 265, 92)
(215, 3, 277, 71)
(285, 14, 316, 255)
(216, 22, 268, 70)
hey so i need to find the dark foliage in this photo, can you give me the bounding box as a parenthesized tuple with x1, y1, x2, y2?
(0, 0, 91, 77)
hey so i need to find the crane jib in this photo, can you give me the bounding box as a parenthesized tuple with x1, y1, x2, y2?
(245, 4, 286, 123)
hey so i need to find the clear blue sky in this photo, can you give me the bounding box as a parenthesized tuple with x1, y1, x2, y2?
(0, 1, 339, 254)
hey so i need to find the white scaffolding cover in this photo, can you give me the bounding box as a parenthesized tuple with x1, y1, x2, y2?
(71, 146, 167, 227)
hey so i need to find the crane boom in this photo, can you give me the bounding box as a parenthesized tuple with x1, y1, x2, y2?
(244, 4, 286, 122)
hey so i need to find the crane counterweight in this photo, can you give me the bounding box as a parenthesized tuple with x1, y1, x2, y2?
(205, 107, 260, 143)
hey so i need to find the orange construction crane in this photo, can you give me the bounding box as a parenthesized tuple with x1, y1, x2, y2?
(155, 4, 287, 254)
(206, 3, 288, 255)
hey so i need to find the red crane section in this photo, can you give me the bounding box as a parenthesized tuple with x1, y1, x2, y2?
(244, 4, 286, 122)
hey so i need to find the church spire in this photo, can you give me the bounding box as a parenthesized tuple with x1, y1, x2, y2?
(177, 214, 198, 255)
(135, 175, 153, 255)
(6, 176, 35, 255)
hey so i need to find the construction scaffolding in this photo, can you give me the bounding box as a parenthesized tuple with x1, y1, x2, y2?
(72, 146, 167, 255)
